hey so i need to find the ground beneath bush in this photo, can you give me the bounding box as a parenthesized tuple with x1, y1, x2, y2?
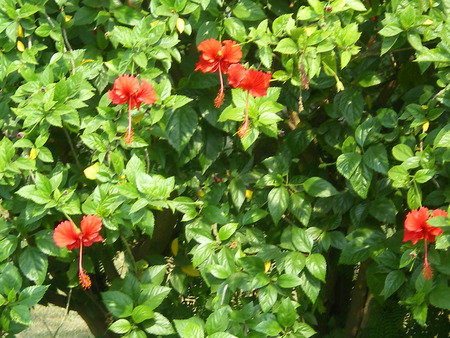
(17, 304, 92, 337)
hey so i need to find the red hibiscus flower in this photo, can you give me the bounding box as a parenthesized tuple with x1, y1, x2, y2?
(195, 39, 242, 108)
(108, 75, 157, 144)
(53, 215, 103, 289)
(403, 207, 446, 279)
(227, 64, 272, 98)
(227, 64, 272, 138)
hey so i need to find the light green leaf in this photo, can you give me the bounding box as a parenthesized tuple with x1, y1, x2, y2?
(101, 291, 134, 318)
(306, 254, 326, 283)
(268, 186, 289, 225)
(304, 177, 338, 197)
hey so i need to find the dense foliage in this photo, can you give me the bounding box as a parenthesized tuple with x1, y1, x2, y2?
(0, 0, 449, 337)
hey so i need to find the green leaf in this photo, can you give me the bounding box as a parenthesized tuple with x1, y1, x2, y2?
(283, 252, 306, 275)
(295, 322, 317, 338)
(429, 284, 450, 309)
(363, 144, 389, 174)
(255, 318, 282, 336)
(224, 18, 246, 42)
(407, 186, 422, 210)
(101, 291, 134, 318)
(434, 128, 450, 148)
(109, 319, 132, 334)
(0, 235, 18, 262)
(345, 0, 366, 11)
(306, 254, 326, 283)
(299, 272, 321, 303)
(18, 285, 49, 307)
(277, 298, 297, 327)
(274, 38, 298, 54)
(349, 164, 373, 199)
(139, 284, 171, 310)
(278, 274, 302, 288)
(203, 205, 228, 225)
(166, 107, 198, 153)
(196, 21, 219, 46)
(19, 247, 48, 285)
(388, 165, 410, 188)
(414, 169, 435, 183)
(291, 226, 313, 253)
(288, 193, 311, 226)
(205, 306, 231, 334)
(140, 265, 167, 285)
(237, 256, 264, 274)
(383, 270, 406, 299)
(336, 152, 362, 180)
(258, 284, 277, 312)
(10, 305, 31, 326)
(218, 223, 239, 241)
(191, 242, 215, 267)
(174, 318, 205, 338)
(242, 209, 268, 225)
(229, 177, 246, 210)
(335, 90, 365, 125)
(304, 177, 338, 197)
(232, 0, 265, 21)
(392, 144, 414, 161)
(379, 24, 403, 37)
(143, 312, 175, 335)
(132, 305, 154, 324)
(268, 186, 289, 225)
(369, 198, 397, 224)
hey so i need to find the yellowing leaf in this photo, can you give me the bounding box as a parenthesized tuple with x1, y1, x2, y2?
(422, 121, 430, 133)
(17, 40, 25, 52)
(197, 189, 204, 198)
(264, 261, 271, 273)
(181, 265, 200, 277)
(422, 19, 433, 26)
(17, 25, 24, 38)
(132, 113, 145, 124)
(176, 18, 185, 34)
(65, 15, 72, 22)
(84, 162, 100, 180)
(245, 189, 253, 199)
(171, 238, 179, 256)
(29, 148, 38, 160)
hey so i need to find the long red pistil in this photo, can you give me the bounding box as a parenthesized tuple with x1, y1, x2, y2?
(78, 242, 91, 289)
(238, 91, 250, 138)
(125, 97, 134, 144)
(214, 62, 225, 108)
(423, 239, 433, 280)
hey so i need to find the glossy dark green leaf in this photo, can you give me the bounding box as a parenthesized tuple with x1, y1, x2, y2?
(277, 297, 297, 327)
(101, 291, 134, 318)
(383, 270, 406, 299)
(19, 247, 47, 285)
(304, 177, 338, 198)
(268, 186, 289, 225)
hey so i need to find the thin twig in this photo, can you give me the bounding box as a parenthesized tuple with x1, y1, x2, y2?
(121, 235, 137, 273)
(52, 288, 72, 338)
(62, 126, 82, 170)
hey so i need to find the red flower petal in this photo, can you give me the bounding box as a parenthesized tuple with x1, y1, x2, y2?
(197, 39, 222, 62)
(403, 208, 429, 244)
(80, 215, 103, 247)
(53, 220, 81, 250)
(431, 209, 448, 218)
(243, 69, 272, 97)
(135, 80, 158, 110)
(227, 64, 247, 89)
(404, 207, 429, 232)
(108, 75, 140, 105)
(221, 40, 242, 73)
(195, 39, 222, 73)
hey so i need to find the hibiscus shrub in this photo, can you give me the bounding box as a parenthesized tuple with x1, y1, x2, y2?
(1, 0, 449, 337)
